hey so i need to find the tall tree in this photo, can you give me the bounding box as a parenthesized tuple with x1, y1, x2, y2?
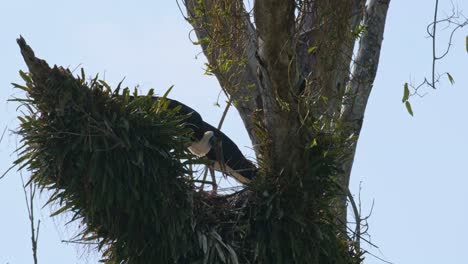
(184, 0, 389, 224)
(13, 0, 396, 263)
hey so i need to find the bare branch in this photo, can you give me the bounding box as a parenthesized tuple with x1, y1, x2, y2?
(432, 0, 440, 87)
(402, 2, 467, 108)
(21, 174, 40, 264)
(427, 1, 467, 88)
(200, 97, 232, 192)
(346, 187, 361, 252)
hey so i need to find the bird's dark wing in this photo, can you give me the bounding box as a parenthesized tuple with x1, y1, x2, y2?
(130, 95, 206, 140)
(160, 97, 206, 140)
(203, 122, 257, 182)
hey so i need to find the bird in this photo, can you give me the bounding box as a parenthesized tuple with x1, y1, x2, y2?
(202, 121, 256, 184)
(148, 96, 257, 184)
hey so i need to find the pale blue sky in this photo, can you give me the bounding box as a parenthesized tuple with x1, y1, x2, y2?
(1, 1, 467, 263)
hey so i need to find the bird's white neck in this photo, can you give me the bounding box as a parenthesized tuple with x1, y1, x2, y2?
(188, 131, 213, 157)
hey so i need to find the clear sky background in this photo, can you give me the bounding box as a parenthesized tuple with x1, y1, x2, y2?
(0, 1, 467, 263)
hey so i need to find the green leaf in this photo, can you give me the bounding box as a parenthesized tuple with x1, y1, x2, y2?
(50, 205, 69, 217)
(11, 82, 28, 91)
(309, 138, 318, 148)
(447, 72, 455, 85)
(402, 83, 410, 102)
(19, 70, 32, 83)
(405, 101, 414, 116)
(307, 46, 317, 54)
(99, 80, 112, 91)
(161, 85, 174, 100)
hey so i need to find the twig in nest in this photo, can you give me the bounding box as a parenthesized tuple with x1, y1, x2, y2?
(200, 97, 233, 193)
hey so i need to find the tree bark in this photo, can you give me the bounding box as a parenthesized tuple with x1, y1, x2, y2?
(339, 0, 390, 223)
(253, 0, 306, 174)
(297, 0, 366, 118)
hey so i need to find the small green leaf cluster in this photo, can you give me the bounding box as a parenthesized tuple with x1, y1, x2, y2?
(402, 83, 413, 116)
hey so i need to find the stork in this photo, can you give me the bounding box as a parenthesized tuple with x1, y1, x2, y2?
(149, 96, 257, 184)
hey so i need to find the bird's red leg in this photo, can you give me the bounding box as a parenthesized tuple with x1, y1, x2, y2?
(209, 166, 217, 194)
